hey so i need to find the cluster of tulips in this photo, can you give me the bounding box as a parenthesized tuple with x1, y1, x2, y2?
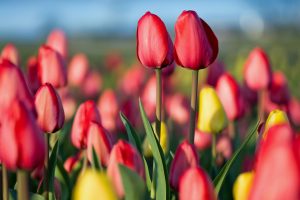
(1, 9, 300, 200)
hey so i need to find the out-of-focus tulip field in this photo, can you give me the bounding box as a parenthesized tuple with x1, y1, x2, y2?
(1, 4, 300, 200)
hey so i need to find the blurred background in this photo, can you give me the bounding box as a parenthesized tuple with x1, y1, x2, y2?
(0, 0, 300, 97)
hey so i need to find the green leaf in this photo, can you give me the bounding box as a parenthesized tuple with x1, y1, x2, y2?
(91, 146, 102, 171)
(48, 140, 59, 193)
(213, 122, 259, 195)
(119, 164, 146, 200)
(56, 158, 72, 194)
(9, 190, 45, 200)
(139, 99, 169, 200)
(120, 111, 151, 191)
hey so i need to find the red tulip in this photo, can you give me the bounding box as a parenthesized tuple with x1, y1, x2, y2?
(81, 70, 103, 98)
(174, 10, 218, 70)
(38, 45, 67, 88)
(68, 53, 89, 87)
(97, 89, 119, 132)
(0, 43, 19, 66)
(169, 140, 199, 190)
(243, 47, 272, 91)
(46, 29, 68, 59)
(179, 167, 216, 200)
(216, 73, 241, 121)
(87, 122, 112, 166)
(288, 98, 300, 127)
(194, 129, 212, 151)
(269, 71, 290, 105)
(35, 83, 65, 133)
(107, 140, 144, 198)
(250, 124, 300, 200)
(206, 60, 225, 87)
(0, 100, 45, 170)
(71, 100, 101, 149)
(26, 56, 40, 93)
(0, 60, 34, 112)
(166, 94, 189, 125)
(64, 153, 81, 173)
(137, 11, 173, 68)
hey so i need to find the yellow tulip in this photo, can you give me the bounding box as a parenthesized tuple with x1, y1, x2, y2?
(263, 109, 289, 139)
(233, 171, 254, 200)
(143, 121, 169, 156)
(73, 169, 118, 200)
(197, 86, 228, 134)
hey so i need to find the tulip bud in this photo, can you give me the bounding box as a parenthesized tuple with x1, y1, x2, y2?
(197, 86, 228, 134)
(71, 100, 101, 149)
(243, 48, 272, 91)
(0, 60, 34, 113)
(250, 124, 300, 200)
(107, 140, 144, 198)
(233, 171, 254, 200)
(26, 56, 40, 93)
(73, 169, 118, 200)
(137, 11, 173, 68)
(46, 29, 68, 59)
(263, 109, 289, 139)
(194, 129, 212, 151)
(64, 153, 81, 173)
(87, 122, 112, 167)
(143, 121, 169, 156)
(81, 70, 103, 98)
(206, 60, 225, 87)
(38, 45, 67, 88)
(0, 43, 19, 66)
(174, 10, 218, 70)
(169, 140, 199, 190)
(269, 71, 290, 105)
(0, 100, 45, 170)
(68, 53, 89, 87)
(34, 83, 65, 133)
(216, 73, 241, 121)
(179, 167, 217, 200)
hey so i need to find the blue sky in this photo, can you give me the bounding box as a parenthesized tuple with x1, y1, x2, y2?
(0, 0, 299, 40)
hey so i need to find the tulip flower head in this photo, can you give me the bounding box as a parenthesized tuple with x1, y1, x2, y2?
(169, 140, 199, 190)
(243, 47, 272, 91)
(137, 11, 173, 68)
(38, 45, 67, 88)
(46, 29, 68, 59)
(34, 83, 65, 133)
(71, 100, 101, 149)
(26, 56, 40, 93)
(263, 109, 289, 139)
(269, 71, 290, 105)
(107, 140, 144, 198)
(179, 167, 217, 200)
(0, 43, 19, 66)
(194, 129, 212, 151)
(68, 53, 89, 87)
(73, 169, 118, 200)
(198, 86, 228, 134)
(206, 60, 225, 87)
(174, 10, 218, 70)
(233, 171, 254, 200)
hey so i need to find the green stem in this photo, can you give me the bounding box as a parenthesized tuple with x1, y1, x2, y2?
(44, 134, 50, 200)
(228, 120, 235, 139)
(17, 170, 29, 200)
(212, 134, 217, 164)
(189, 70, 199, 144)
(258, 89, 266, 122)
(2, 165, 9, 200)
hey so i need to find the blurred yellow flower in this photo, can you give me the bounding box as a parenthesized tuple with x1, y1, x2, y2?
(263, 109, 289, 139)
(197, 86, 228, 134)
(233, 171, 254, 200)
(143, 121, 169, 156)
(73, 168, 118, 200)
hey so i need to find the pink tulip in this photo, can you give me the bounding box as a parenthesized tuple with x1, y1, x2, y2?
(244, 47, 272, 91)
(105, 52, 123, 70)
(38, 45, 67, 88)
(174, 10, 218, 70)
(0, 43, 19, 66)
(64, 153, 81, 173)
(194, 129, 212, 151)
(179, 167, 217, 200)
(46, 29, 68, 59)
(0, 100, 45, 170)
(141, 75, 158, 121)
(169, 140, 199, 190)
(107, 140, 144, 198)
(68, 53, 89, 87)
(166, 94, 189, 125)
(87, 122, 112, 166)
(216, 135, 233, 165)
(81, 70, 103, 98)
(137, 11, 173, 68)
(34, 83, 65, 133)
(71, 100, 101, 149)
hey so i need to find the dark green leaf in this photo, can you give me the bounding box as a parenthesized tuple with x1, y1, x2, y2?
(55, 158, 72, 194)
(9, 190, 45, 200)
(139, 99, 169, 200)
(119, 164, 146, 200)
(213, 122, 259, 195)
(91, 146, 102, 171)
(48, 140, 59, 193)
